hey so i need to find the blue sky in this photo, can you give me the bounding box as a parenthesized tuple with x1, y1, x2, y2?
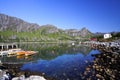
(0, 0, 120, 32)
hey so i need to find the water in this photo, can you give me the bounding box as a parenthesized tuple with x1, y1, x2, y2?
(21, 50, 100, 80)
(0, 43, 93, 62)
(0, 43, 100, 79)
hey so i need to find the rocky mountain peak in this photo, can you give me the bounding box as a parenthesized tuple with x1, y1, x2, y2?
(0, 13, 40, 32)
(81, 27, 87, 31)
(65, 27, 93, 37)
(79, 27, 93, 37)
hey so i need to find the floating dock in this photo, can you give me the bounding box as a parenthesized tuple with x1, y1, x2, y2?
(0, 43, 18, 51)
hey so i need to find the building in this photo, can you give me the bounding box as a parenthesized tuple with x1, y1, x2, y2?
(90, 38, 97, 41)
(104, 34, 112, 39)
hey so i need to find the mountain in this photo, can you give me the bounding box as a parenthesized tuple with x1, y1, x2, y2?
(0, 13, 39, 32)
(65, 27, 93, 37)
(39, 24, 64, 34)
(0, 13, 93, 42)
(79, 27, 93, 37)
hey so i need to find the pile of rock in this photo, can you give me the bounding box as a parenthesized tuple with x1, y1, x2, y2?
(12, 75, 46, 80)
(92, 51, 120, 80)
(0, 69, 47, 80)
(82, 44, 120, 80)
(0, 62, 54, 80)
(0, 69, 12, 80)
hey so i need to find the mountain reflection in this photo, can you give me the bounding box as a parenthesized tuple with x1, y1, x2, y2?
(0, 43, 92, 63)
(21, 48, 100, 80)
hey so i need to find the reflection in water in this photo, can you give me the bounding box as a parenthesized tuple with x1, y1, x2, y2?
(0, 43, 100, 79)
(21, 49, 100, 80)
(0, 43, 92, 63)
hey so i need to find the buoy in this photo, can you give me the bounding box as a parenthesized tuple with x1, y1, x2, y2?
(72, 43, 75, 45)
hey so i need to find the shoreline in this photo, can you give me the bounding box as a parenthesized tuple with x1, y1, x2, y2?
(82, 41, 120, 80)
(0, 41, 76, 44)
(0, 63, 56, 80)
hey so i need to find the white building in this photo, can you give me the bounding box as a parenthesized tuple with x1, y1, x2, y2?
(104, 34, 112, 39)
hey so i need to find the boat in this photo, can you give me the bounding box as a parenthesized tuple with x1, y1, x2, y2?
(0, 51, 8, 56)
(25, 51, 37, 56)
(16, 51, 26, 56)
(8, 48, 22, 55)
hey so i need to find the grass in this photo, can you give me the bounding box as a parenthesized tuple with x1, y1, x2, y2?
(0, 30, 74, 42)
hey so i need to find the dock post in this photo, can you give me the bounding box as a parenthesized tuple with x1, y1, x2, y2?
(16, 44, 18, 48)
(2, 45, 3, 50)
(12, 44, 13, 49)
(7, 44, 8, 50)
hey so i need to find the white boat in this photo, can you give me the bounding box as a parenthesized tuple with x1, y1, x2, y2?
(8, 48, 22, 55)
(0, 51, 9, 56)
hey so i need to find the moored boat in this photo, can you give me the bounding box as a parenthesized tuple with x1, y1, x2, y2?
(8, 48, 22, 55)
(0, 51, 9, 56)
(16, 51, 26, 56)
(25, 51, 37, 56)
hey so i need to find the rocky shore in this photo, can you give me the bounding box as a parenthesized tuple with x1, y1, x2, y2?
(0, 63, 55, 80)
(92, 51, 120, 80)
(83, 41, 120, 80)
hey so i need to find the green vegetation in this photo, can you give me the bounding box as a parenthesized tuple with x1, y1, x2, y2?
(0, 26, 93, 42)
(0, 30, 93, 42)
(0, 30, 74, 42)
(111, 32, 120, 39)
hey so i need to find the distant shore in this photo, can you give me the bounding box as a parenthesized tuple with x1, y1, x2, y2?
(0, 41, 76, 44)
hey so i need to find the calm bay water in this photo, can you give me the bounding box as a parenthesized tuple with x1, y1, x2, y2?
(0, 43, 100, 80)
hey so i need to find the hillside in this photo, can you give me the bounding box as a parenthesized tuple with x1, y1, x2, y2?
(65, 27, 93, 37)
(0, 13, 39, 32)
(0, 13, 93, 42)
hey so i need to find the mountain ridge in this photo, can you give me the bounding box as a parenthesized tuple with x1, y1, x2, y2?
(0, 13, 40, 32)
(0, 13, 93, 42)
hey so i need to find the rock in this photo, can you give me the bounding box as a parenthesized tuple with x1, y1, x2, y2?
(12, 75, 25, 80)
(26, 75, 46, 80)
(0, 66, 6, 70)
(12, 77, 20, 80)
(86, 67, 90, 71)
(96, 74, 102, 78)
(12, 75, 46, 80)
(0, 69, 11, 80)
(85, 60, 88, 63)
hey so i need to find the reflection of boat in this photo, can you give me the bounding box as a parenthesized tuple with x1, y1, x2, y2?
(0, 51, 8, 56)
(25, 56, 33, 60)
(8, 48, 22, 55)
(7, 54, 16, 57)
(16, 55, 24, 59)
(17, 55, 32, 60)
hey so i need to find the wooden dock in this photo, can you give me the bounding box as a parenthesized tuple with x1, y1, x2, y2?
(0, 43, 18, 50)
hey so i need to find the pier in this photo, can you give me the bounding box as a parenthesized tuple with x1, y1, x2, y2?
(0, 43, 18, 51)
